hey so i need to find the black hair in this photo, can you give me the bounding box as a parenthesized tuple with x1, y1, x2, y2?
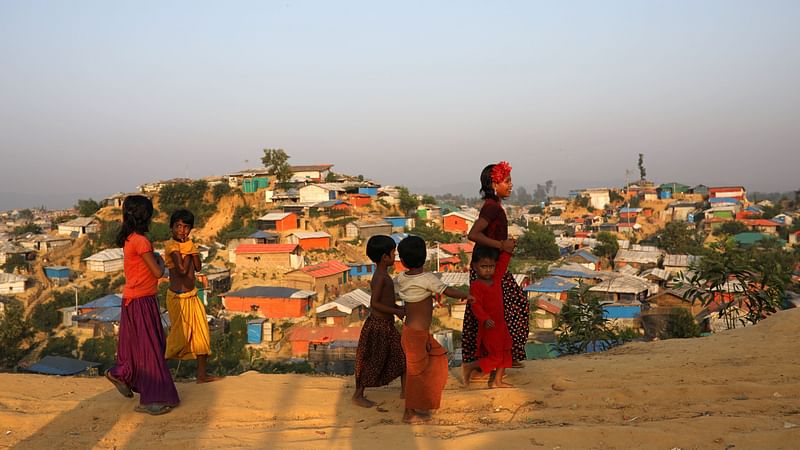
(170, 209, 195, 228)
(397, 235, 427, 269)
(366, 235, 396, 263)
(479, 164, 499, 201)
(471, 246, 500, 265)
(115, 195, 153, 247)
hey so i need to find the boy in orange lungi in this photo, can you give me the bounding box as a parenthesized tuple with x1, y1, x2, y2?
(394, 236, 471, 424)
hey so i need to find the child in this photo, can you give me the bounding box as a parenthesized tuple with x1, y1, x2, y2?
(164, 209, 220, 383)
(394, 235, 471, 424)
(105, 195, 179, 415)
(465, 161, 529, 370)
(461, 246, 514, 388)
(352, 235, 406, 408)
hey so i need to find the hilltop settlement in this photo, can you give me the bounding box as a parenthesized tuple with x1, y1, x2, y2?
(1, 158, 799, 378)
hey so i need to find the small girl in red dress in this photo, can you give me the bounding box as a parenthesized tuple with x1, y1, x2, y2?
(461, 246, 514, 388)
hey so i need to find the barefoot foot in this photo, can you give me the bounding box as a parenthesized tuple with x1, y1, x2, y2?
(352, 396, 376, 408)
(403, 409, 432, 424)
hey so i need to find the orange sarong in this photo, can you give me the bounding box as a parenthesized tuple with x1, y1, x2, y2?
(401, 325, 449, 411)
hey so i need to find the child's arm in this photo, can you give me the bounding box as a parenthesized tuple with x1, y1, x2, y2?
(142, 252, 165, 279)
(169, 249, 193, 276)
(442, 286, 470, 301)
(468, 285, 491, 325)
(494, 251, 512, 283)
(370, 275, 404, 317)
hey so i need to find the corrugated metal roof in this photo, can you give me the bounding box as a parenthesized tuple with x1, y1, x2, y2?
(663, 254, 701, 267)
(300, 260, 350, 278)
(234, 244, 298, 254)
(589, 275, 652, 294)
(603, 305, 641, 319)
(60, 217, 97, 227)
(76, 306, 121, 322)
(81, 294, 122, 309)
(615, 265, 640, 276)
(290, 231, 332, 239)
(525, 276, 578, 293)
(25, 356, 100, 376)
(615, 249, 661, 264)
(83, 248, 124, 262)
(257, 212, 294, 221)
(316, 288, 370, 314)
(641, 268, 670, 281)
(444, 211, 478, 221)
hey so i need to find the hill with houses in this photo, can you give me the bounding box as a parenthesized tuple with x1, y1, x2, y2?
(1, 163, 799, 375)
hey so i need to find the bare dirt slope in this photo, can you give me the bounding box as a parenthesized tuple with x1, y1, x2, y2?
(2, 309, 800, 449)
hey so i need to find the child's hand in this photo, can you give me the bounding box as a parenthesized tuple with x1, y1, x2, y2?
(466, 294, 475, 304)
(396, 306, 406, 320)
(485, 319, 495, 329)
(500, 239, 516, 253)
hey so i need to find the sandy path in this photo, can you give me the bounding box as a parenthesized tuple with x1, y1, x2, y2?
(2, 309, 799, 449)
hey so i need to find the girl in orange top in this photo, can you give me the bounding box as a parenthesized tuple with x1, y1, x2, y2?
(105, 195, 179, 415)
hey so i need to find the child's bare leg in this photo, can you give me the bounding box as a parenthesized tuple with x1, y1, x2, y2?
(197, 355, 222, 383)
(352, 386, 376, 408)
(461, 361, 481, 387)
(490, 367, 513, 388)
(400, 374, 406, 399)
(403, 408, 432, 424)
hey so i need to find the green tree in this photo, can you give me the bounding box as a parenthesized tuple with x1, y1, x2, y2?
(421, 194, 437, 205)
(609, 190, 625, 203)
(17, 209, 34, 221)
(325, 172, 338, 182)
(0, 300, 33, 368)
(651, 221, 704, 254)
(212, 183, 232, 200)
(12, 223, 42, 236)
(158, 181, 214, 226)
(75, 198, 101, 217)
(41, 332, 79, 358)
(574, 195, 590, 208)
(1, 254, 28, 273)
(398, 186, 419, 214)
(217, 206, 258, 243)
(713, 221, 748, 237)
(555, 284, 620, 355)
(517, 223, 560, 260)
(80, 336, 117, 372)
(629, 196, 641, 208)
(528, 206, 543, 214)
(261, 148, 292, 185)
(681, 240, 798, 329)
(593, 232, 619, 260)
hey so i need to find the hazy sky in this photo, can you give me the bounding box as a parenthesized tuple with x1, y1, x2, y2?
(1, 1, 799, 209)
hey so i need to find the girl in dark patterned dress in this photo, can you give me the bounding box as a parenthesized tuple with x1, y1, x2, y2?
(352, 235, 406, 408)
(464, 162, 530, 372)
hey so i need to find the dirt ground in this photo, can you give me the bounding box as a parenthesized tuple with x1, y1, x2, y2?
(2, 308, 799, 449)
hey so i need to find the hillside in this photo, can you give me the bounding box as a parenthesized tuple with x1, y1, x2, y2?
(2, 308, 799, 449)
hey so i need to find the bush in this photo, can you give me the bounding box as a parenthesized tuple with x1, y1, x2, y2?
(255, 359, 314, 374)
(0, 300, 34, 368)
(665, 308, 700, 339)
(80, 336, 117, 372)
(41, 332, 79, 358)
(555, 285, 620, 355)
(212, 183, 233, 201)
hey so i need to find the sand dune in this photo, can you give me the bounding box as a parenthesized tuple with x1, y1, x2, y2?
(2, 309, 800, 449)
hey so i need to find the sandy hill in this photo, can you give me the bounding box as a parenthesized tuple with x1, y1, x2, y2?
(2, 309, 799, 449)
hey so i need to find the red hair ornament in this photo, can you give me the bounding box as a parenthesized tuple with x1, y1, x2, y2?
(491, 161, 512, 183)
